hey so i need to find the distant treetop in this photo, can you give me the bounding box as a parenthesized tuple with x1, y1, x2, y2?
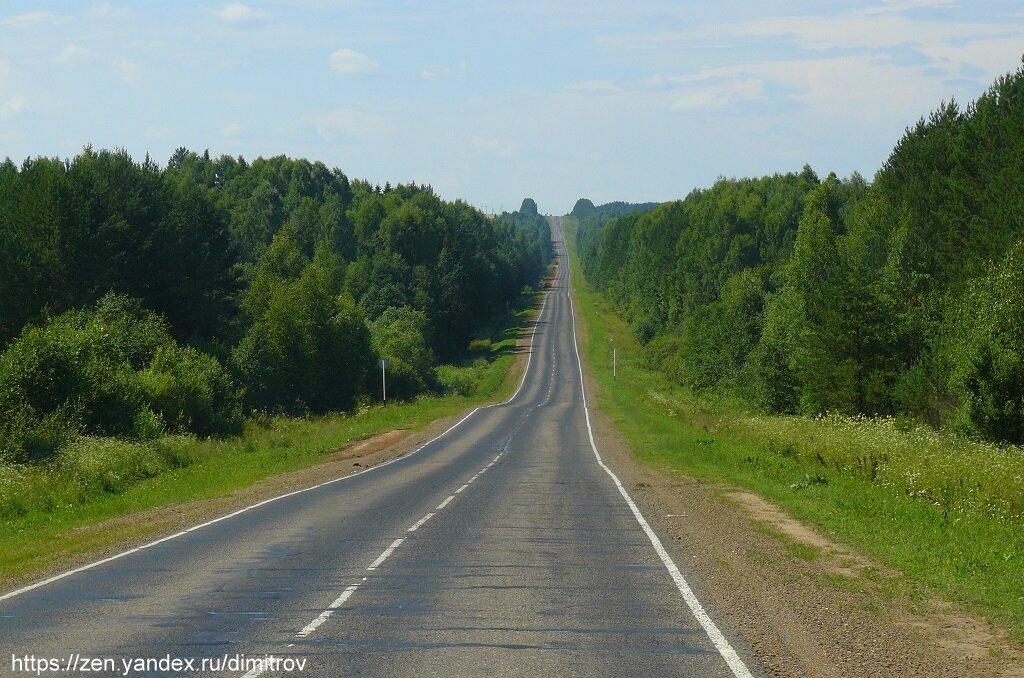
(519, 198, 539, 215)
(570, 198, 596, 218)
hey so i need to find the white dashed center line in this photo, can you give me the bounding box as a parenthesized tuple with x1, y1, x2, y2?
(366, 538, 405, 571)
(244, 450, 510, 677)
(407, 513, 435, 532)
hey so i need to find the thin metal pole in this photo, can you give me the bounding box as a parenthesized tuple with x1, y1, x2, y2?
(613, 347, 617, 380)
(382, 362, 387, 402)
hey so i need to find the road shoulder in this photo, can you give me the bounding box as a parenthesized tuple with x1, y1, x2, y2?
(586, 381, 1024, 677)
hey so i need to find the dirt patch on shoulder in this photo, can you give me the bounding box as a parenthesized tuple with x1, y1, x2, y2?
(331, 429, 410, 465)
(723, 489, 891, 579)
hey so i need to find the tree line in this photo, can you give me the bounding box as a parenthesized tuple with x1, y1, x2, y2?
(575, 62, 1024, 444)
(0, 148, 552, 462)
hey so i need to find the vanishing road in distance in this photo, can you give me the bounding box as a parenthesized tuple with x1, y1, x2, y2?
(0, 218, 758, 677)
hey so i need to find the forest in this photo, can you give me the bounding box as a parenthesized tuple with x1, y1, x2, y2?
(0, 149, 552, 463)
(575, 62, 1024, 445)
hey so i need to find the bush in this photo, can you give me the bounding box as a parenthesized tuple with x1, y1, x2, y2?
(632, 315, 659, 345)
(0, 297, 155, 458)
(0, 406, 78, 462)
(141, 345, 243, 437)
(468, 338, 492, 354)
(0, 294, 241, 461)
(378, 357, 428, 400)
(371, 306, 435, 400)
(435, 363, 482, 397)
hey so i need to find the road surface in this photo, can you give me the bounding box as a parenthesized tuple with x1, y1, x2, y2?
(0, 219, 758, 677)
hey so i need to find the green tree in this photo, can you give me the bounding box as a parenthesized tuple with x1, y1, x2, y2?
(371, 307, 435, 400)
(946, 240, 1024, 443)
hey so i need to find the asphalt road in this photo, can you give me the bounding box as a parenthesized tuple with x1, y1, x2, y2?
(0, 219, 758, 677)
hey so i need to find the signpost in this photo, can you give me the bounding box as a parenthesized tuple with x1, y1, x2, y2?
(379, 358, 389, 401)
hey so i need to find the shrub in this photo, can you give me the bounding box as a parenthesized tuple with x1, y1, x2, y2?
(468, 338, 492, 354)
(0, 294, 241, 460)
(0, 297, 153, 456)
(435, 363, 481, 397)
(371, 306, 435, 399)
(141, 345, 243, 437)
(632, 315, 659, 345)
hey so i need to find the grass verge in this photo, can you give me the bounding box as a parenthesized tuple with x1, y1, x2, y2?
(0, 299, 539, 589)
(562, 216, 1024, 642)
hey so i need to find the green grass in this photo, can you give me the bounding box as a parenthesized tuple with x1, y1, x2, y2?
(0, 300, 538, 588)
(562, 216, 1024, 642)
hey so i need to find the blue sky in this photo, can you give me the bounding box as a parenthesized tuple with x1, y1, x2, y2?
(1, 1, 1021, 214)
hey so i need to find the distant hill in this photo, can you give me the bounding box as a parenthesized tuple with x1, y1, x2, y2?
(569, 198, 659, 220)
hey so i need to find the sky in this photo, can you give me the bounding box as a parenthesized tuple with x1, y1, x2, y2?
(0, 1, 1022, 214)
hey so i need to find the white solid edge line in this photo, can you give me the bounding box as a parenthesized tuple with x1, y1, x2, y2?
(493, 287, 550, 407)
(0, 272, 557, 606)
(561, 229, 754, 678)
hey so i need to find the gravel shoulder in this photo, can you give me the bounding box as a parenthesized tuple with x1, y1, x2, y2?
(584, 367, 1024, 677)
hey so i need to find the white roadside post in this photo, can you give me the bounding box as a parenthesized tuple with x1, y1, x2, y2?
(613, 346, 617, 380)
(379, 358, 388, 402)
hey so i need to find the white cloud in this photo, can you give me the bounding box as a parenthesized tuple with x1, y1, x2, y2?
(599, 12, 1017, 62)
(473, 137, 519, 158)
(211, 3, 269, 27)
(329, 49, 380, 76)
(603, 9, 1023, 123)
(670, 77, 765, 111)
(222, 122, 244, 138)
(144, 126, 172, 140)
(120, 58, 142, 86)
(421, 62, 467, 80)
(853, 0, 958, 16)
(2, 11, 69, 27)
(665, 56, 942, 126)
(55, 44, 95, 66)
(88, 3, 129, 20)
(718, 14, 1012, 56)
(0, 96, 27, 119)
(309, 109, 386, 140)
(566, 79, 620, 92)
